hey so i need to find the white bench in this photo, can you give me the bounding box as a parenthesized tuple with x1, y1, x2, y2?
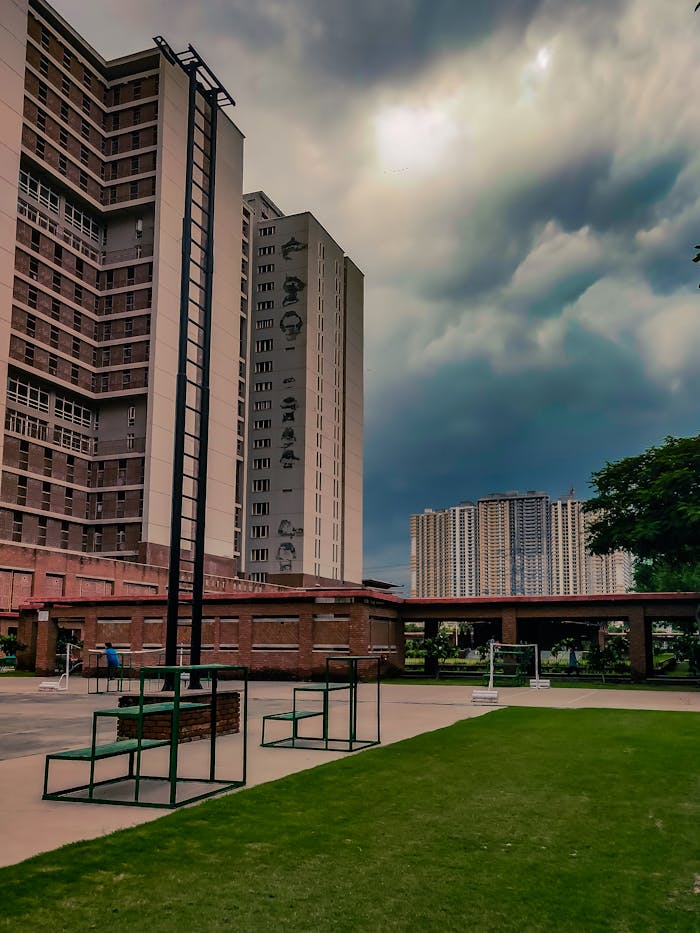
(471, 688, 499, 705)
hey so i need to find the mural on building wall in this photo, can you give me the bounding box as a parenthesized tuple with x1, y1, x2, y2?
(280, 450, 300, 469)
(283, 376, 296, 384)
(282, 275, 306, 306)
(276, 541, 296, 571)
(280, 308, 303, 342)
(281, 236, 307, 261)
(281, 396, 297, 422)
(281, 427, 296, 448)
(278, 520, 303, 538)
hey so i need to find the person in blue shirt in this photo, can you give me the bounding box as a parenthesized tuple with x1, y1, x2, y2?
(103, 642, 120, 681)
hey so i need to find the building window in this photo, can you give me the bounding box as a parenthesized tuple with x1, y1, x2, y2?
(252, 479, 270, 492)
(251, 501, 269, 515)
(259, 226, 276, 237)
(250, 525, 268, 539)
(38, 517, 47, 546)
(254, 381, 272, 392)
(254, 361, 272, 374)
(252, 458, 270, 470)
(255, 339, 273, 352)
(27, 285, 38, 309)
(252, 439, 271, 449)
(257, 282, 274, 292)
(253, 400, 272, 411)
(38, 81, 48, 104)
(127, 433, 135, 450)
(12, 512, 22, 542)
(39, 55, 49, 77)
(258, 245, 275, 256)
(256, 300, 274, 311)
(253, 419, 272, 430)
(256, 319, 274, 329)
(36, 109, 46, 132)
(250, 548, 269, 561)
(127, 405, 136, 427)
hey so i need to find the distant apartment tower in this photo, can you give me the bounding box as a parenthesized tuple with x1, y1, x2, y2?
(551, 496, 633, 595)
(0, 0, 246, 572)
(243, 192, 363, 585)
(478, 491, 551, 596)
(586, 549, 634, 594)
(551, 492, 587, 595)
(410, 503, 477, 598)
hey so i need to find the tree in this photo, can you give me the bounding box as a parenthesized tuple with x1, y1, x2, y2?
(584, 435, 700, 590)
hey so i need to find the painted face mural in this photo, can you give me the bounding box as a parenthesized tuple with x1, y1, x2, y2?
(280, 449, 300, 469)
(276, 541, 296, 571)
(281, 236, 308, 261)
(283, 376, 296, 384)
(280, 308, 303, 341)
(281, 396, 297, 422)
(282, 275, 306, 307)
(278, 520, 303, 538)
(281, 427, 296, 448)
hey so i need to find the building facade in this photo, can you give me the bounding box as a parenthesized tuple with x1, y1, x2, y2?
(478, 491, 551, 596)
(410, 503, 477, 598)
(0, 0, 249, 577)
(243, 192, 363, 585)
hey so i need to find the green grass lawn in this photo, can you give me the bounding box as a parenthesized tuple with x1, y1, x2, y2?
(2, 708, 699, 932)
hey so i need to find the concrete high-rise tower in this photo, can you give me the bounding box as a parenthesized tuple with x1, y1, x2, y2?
(0, 0, 246, 575)
(477, 492, 551, 596)
(243, 192, 363, 585)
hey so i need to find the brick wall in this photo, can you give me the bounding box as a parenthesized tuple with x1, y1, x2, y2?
(117, 690, 240, 743)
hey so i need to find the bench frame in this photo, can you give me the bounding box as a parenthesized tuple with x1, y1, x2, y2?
(261, 655, 381, 752)
(42, 663, 248, 809)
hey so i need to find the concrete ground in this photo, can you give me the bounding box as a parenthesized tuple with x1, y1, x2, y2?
(0, 674, 698, 869)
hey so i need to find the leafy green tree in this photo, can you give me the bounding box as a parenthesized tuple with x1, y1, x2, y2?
(0, 633, 25, 655)
(583, 636, 629, 681)
(584, 435, 700, 591)
(422, 629, 457, 679)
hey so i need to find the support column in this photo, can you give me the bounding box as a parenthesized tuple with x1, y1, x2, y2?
(628, 606, 652, 680)
(502, 608, 517, 644)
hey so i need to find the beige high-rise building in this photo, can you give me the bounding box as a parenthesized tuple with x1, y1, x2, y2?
(410, 502, 477, 598)
(0, 0, 246, 573)
(243, 192, 363, 585)
(551, 493, 587, 595)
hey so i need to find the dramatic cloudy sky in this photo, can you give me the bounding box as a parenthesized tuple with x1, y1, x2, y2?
(54, 0, 700, 590)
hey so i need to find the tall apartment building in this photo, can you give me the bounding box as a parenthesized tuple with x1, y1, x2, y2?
(478, 491, 551, 596)
(410, 503, 477, 598)
(551, 495, 633, 595)
(551, 491, 588, 595)
(0, 0, 247, 574)
(243, 192, 363, 585)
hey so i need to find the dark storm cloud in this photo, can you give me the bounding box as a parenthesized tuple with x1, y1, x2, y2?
(156, 0, 625, 86)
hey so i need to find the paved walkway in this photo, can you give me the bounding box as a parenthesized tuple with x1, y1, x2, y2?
(0, 676, 697, 868)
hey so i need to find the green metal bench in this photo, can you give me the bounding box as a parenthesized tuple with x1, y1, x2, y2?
(43, 739, 169, 798)
(261, 709, 324, 747)
(0, 655, 16, 672)
(43, 663, 250, 809)
(261, 656, 382, 752)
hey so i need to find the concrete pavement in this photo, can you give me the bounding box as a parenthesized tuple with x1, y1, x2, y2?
(0, 675, 697, 868)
